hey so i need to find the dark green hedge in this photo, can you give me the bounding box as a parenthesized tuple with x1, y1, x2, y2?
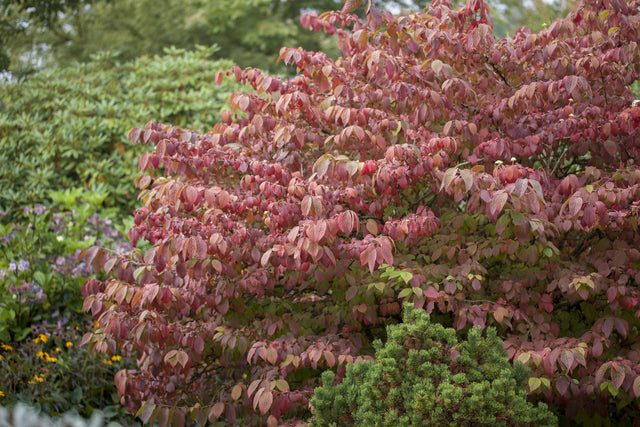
(0, 45, 242, 220)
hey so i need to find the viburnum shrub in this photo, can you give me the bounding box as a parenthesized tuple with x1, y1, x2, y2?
(81, 0, 640, 424)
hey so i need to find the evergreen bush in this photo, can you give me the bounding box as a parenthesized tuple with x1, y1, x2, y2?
(0, 45, 242, 220)
(311, 306, 557, 426)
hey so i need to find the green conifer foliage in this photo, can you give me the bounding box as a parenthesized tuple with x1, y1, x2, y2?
(311, 306, 557, 426)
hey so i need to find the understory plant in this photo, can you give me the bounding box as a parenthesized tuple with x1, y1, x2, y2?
(0, 322, 136, 425)
(0, 188, 130, 343)
(0, 190, 136, 422)
(310, 305, 557, 426)
(80, 0, 640, 425)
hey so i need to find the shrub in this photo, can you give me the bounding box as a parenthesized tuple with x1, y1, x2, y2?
(310, 305, 556, 426)
(81, 0, 640, 425)
(0, 46, 243, 220)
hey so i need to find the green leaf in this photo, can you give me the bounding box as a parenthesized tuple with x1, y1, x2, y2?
(529, 377, 541, 392)
(398, 288, 413, 299)
(399, 271, 413, 284)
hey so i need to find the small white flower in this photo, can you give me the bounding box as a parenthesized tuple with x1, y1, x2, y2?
(510, 157, 517, 163)
(495, 160, 503, 165)
(56, 236, 64, 242)
(632, 100, 640, 107)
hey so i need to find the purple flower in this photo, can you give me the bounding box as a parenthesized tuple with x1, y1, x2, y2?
(8, 260, 17, 271)
(55, 256, 66, 266)
(28, 283, 45, 303)
(34, 204, 46, 216)
(17, 259, 30, 272)
(23, 207, 31, 215)
(0, 210, 5, 217)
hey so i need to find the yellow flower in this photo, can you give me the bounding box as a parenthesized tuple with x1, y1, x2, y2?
(32, 375, 44, 383)
(0, 355, 3, 361)
(54, 347, 60, 353)
(0, 344, 12, 351)
(45, 355, 58, 363)
(111, 355, 122, 362)
(34, 334, 48, 344)
(0, 390, 4, 397)
(65, 341, 73, 348)
(37, 351, 46, 359)
(102, 358, 112, 365)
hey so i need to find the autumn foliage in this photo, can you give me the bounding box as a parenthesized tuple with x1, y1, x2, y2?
(81, 0, 640, 424)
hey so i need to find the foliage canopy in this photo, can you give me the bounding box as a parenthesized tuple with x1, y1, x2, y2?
(82, 0, 640, 425)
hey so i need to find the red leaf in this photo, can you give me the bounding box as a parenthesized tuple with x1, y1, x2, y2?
(345, 286, 358, 301)
(177, 351, 189, 368)
(568, 196, 582, 217)
(128, 127, 142, 143)
(301, 195, 312, 217)
(267, 347, 278, 365)
(561, 349, 575, 371)
(248, 379, 261, 398)
(556, 377, 570, 397)
(341, 0, 363, 13)
(489, 192, 508, 219)
(603, 317, 614, 337)
(424, 287, 439, 300)
(218, 190, 230, 208)
(604, 140, 618, 157)
(208, 403, 224, 421)
(258, 390, 273, 415)
(633, 376, 640, 398)
(324, 351, 336, 367)
(612, 367, 625, 390)
(194, 336, 205, 355)
(592, 339, 603, 357)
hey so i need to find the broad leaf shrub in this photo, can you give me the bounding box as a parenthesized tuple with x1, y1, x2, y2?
(0, 46, 242, 220)
(82, 0, 640, 424)
(310, 305, 556, 426)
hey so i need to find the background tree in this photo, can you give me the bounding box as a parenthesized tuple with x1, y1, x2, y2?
(0, 0, 106, 75)
(2, 0, 575, 77)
